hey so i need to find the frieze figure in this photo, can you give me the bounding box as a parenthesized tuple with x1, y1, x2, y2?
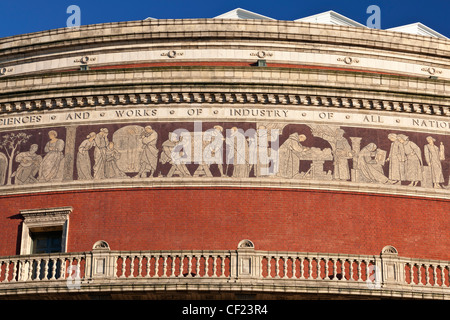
(203, 125, 225, 177)
(276, 133, 309, 179)
(93, 128, 109, 179)
(312, 127, 351, 181)
(225, 127, 249, 178)
(386, 133, 405, 185)
(134, 126, 159, 178)
(160, 132, 191, 177)
(104, 141, 128, 179)
(13, 144, 42, 185)
(76, 132, 96, 180)
(357, 143, 392, 184)
(38, 130, 65, 182)
(398, 134, 423, 187)
(424, 136, 445, 188)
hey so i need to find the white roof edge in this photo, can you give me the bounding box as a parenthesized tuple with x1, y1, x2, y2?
(295, 10, 366, 28)
(387, 22, 448, 39)
(213, 8, 275, 20)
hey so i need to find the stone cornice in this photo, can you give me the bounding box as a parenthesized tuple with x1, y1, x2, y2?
(0, 90, 449, 117)
(1, 19, 450, 59)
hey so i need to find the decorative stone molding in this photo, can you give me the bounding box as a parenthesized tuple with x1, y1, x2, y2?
(337, 56, 360, 65)
(238, 239, 255, 249)
(1, 92, 449, 116)
(381, 245, 399, 256)
(93, 240, 110, 251)
(0, 67, 14, 76)
(421, 67, 443, 75)
(250, 51, 273, 58)
(161, 50, 184, 58)
(73, 56, 97, 64)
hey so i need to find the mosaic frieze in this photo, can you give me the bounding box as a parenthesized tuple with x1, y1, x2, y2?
(0, 118, 448, 196)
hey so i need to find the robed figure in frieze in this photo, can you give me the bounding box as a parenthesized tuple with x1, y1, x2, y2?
(38, 130, 65, 182)
(93, 128, 109, 180)
(424, 136, 445, 188)
(76, 132, 96, 180)
(386, 133, 405, 185)
(309, 126, 352, 181)
(276, 133, 309, 179)
(397, 134, 423, 187)
(225, 127, 250, 178)
(134, 126, 159, 178)
(13, 144, 42, 185)
(160, 132, 191, 178)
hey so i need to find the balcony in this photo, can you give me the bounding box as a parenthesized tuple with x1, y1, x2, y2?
(0, 240, 449, 300)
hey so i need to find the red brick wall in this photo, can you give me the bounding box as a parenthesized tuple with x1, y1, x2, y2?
(0, 188, 448, 261)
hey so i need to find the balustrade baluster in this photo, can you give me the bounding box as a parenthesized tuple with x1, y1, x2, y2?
(332, 259, 338, 281)
(119, 257, 126, 278)
(203, 255, 208, 277)
(155, 256, 161, 277)
(273, 257, 278, 279)
(136, 256, 142, 277)
(10, 260, 18, 282)
(180, 255, 186, 277)
(307, 258, 312, 279)
(170, 256, 177, 277)
(162, 256, 168, 277)
(129, 256, 135, 278)
(323, 259, 328, 280)
(317, 258, 322, 280)
(34, 260, 41, 281)
(28, 260, 35, 281)
(195, 256, 201, 277)
(52, 259, 58, 280)
(188, 255, 193, 277)
(4, 261, 10, 282)
(211, 256, 216, 277)
(221, 256, 226, 278)
(43, 259, 49, 280)
(298, 258, 304, 280)
(144, 256, 150, 277)
(415, 264, 421, 285)
(433, 265, 437, 286)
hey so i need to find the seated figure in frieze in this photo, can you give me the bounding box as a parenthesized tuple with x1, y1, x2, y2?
(356, 143, 393, 184)
(13, 144, 42, 185)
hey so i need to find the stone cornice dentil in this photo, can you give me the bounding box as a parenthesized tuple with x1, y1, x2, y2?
(1, 91, 449, 117)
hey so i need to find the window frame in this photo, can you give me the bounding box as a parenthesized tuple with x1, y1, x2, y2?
(19, 207, 72, 255)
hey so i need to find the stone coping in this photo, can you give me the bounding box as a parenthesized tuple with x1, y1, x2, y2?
(0, 177, 448, 200)
(1, 19, 449, 56)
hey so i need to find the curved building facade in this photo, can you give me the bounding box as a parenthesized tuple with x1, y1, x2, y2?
(0, 9, 449, 300)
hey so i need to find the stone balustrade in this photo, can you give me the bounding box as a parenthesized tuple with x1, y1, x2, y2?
(0, 241, 448, 299)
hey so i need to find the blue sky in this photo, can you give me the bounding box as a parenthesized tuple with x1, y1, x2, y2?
(1, 0, 450, 38)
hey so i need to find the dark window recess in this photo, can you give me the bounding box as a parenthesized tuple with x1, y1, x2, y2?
(31, 230, 63, 254)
